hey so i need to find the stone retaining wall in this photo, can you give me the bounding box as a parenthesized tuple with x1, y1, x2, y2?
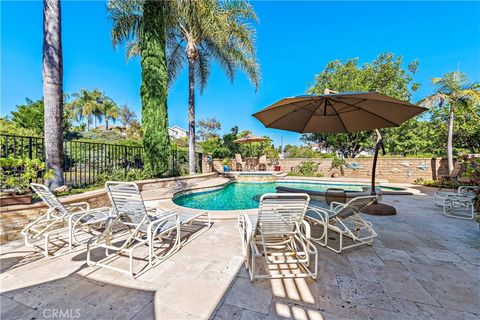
(0, 173, 218, 243)
(278, 157, 451, 183)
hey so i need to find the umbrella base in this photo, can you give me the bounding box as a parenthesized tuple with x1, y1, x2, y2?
(363, 202, 397, 216)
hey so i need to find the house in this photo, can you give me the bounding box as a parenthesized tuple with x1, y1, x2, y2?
(169, 126, 188, 139)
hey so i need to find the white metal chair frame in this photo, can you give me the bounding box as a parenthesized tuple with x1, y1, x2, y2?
(238, 193, 318, 281)
(87, 181, 211, 277)
(434, 186, 478, 219)
(22, 183, 111, 257)
(305, 195, 378, 253)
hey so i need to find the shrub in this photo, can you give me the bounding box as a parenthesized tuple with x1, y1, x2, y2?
(330, 157, 346, 176)
(288, 161, 323, 177)
(0, 157, 53, 195)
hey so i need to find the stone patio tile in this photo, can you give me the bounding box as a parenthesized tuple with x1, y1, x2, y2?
(373, 247, 412, 263)
(130, 301, 155, 320)
(316, 284, 373, 320)
(388, 297, 423, 316)
(371, 267, 439, 305)
(0, 297, 37, 320)
(316, 262, 339, 286)
(270, 277, 318, 308)
(160, 276, 230, 319)
(267, 300, 326, 320)
(369, 307, 429, 320)
(417, 302, 480, 320)
(223, 277, 273, 315)
(212, 303, 245, 320)
(337, 276, 395, 311)
(316, 248, 355, 278)
(346, 246, 385, 267)
(3, 274, 91, 309)
(240, 309, 268, 320)
(350, 263, 379, 283)
(416, 246, 465, 263)
(417, 280, 480, 314)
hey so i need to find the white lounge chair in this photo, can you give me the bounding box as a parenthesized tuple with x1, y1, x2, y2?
(434, 186, 478, 219)
(238, 193, 318, 281)
(22, 183, 112, 256)
(305, 195, 378, 253)
(87, 181, 211, 277)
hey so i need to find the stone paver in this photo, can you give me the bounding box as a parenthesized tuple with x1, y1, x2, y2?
(1, 186, 479, 319)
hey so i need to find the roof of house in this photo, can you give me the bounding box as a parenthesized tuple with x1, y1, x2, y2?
(169, 126, 188, 133)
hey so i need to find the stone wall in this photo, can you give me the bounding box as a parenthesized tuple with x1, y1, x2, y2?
(278, 157, 451, 183)
(0, 173, 218, 243)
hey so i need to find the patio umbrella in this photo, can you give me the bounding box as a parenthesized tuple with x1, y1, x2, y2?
(234, 134, 269, 156)
(252, 91, 427, 215)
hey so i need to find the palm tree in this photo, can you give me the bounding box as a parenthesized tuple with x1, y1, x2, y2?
(70, 89, 105, 130)
(420, 71, 480, 175)
(43, 0, 64, 189)
(101, 98, 119, 130)
(107, 0, 260, 175)
(119, 104, 136, 128)
(108, 0, 171, 176)
(167, 0, 260, 174)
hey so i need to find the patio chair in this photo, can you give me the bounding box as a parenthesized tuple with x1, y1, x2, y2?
(258, 155, 268, 171)
(305, 195, 378, 253)
(21, 183, 112, 257)
(87, 181, 211, 277)
(434, 186, 479, 219)
(238, 193, 318, 281)
(235, 154, 246, 171)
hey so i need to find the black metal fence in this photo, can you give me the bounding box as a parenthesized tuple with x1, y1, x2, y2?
(1, 134, 202, 187)
(1, 134, 142, 187)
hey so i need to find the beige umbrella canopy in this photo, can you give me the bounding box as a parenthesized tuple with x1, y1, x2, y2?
(253, 91, 427, 215)
(252, 92, 426, 133)
(234, 134, 269, 144)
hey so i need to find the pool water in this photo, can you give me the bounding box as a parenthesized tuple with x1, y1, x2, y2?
(173, 182, 402, 211)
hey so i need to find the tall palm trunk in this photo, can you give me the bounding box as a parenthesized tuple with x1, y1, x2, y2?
(43, 0, 64, 189)
(188, 55, 196, 175)
(447, 106, 455, 175)
(105, 117, 109, 130)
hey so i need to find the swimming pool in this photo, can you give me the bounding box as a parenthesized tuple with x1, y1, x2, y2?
(173, 181, 403, 211)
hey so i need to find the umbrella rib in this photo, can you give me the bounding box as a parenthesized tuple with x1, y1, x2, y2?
(263, 99, 324, 129)
(338, 96, 426, 110)
(329, 98, 401, 126)
(330, 99, 349, 132)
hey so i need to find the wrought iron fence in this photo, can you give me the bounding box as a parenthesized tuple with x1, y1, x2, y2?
(1, 134, 202, 187)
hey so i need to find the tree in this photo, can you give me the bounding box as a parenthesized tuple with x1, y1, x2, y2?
(11, 98, 71, 135)
(197, 117, 221, 141)
(100, 98, 119, 130)
(166, 0, 260, 174)
(304, 52, 420, 157)
(119, 104, 137, 128)
(43, 0, 64, 188)
(420, 72, 480, 175)
(108, 0, 171, 176)
(69, 89, 105, 130)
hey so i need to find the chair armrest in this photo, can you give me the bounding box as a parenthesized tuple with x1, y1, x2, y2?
(68, 207, 112, 223)
(65, 202, 90, 212)
(329, 201, 345, 211)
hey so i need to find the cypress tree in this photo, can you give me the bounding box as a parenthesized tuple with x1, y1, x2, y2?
(140, 0, 171, 176)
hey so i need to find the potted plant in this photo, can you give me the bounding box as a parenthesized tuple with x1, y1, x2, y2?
(222, 158, 231, 173)
(0, 157, 53, 206)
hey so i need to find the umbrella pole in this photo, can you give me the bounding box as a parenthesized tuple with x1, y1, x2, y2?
(364, 129, 397, 216)
(370, 129, 385, 196)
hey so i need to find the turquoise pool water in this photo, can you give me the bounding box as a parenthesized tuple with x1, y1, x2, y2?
(173, 182, 402, 211)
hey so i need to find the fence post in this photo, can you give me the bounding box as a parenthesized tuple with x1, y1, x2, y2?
(124, 145, 128, 178)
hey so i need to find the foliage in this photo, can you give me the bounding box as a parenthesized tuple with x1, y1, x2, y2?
(330, 156, 346, 176)
(119, 104, 137, 128)
(140, 0, 171, 176)
(462, 158, 480, 186)
(222, 158, 231, 166)
(0, 118, 39, 137)
(197, 117, 221, 141)
(201, 137, 230, 158)
(420, 71, 480, 173)
(283, 145, 322, 158)
(7, 98, 71, 135)
(0, 157, 54, 195)
(77, 129, 141, 146)
(287, 161, 323, 177)
(96, 167, 154, 184)
(304, 52, 420, 158)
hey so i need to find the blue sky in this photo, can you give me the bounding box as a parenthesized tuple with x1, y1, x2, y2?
(2, 1, 479, 146)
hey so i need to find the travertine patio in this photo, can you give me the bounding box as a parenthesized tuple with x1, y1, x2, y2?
(1, 186, 479, 320)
